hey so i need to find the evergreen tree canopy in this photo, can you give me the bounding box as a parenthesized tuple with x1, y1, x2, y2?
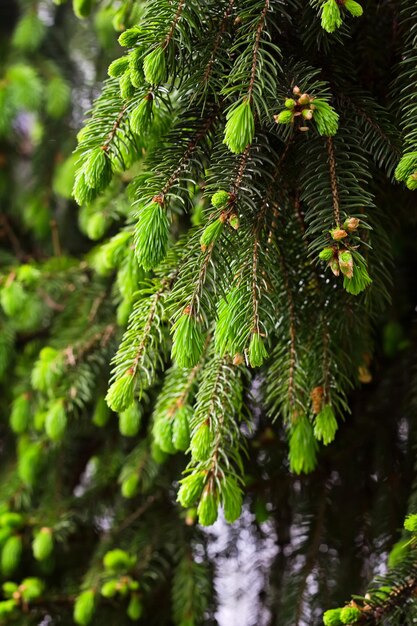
(1, 0, 417, 624)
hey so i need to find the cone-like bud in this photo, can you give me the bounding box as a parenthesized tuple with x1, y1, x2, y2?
(329, 258, 340, 276)
(312, 99, 339, 135)
(10, 394, 31, 434)
(221, 476, 243, 523)
(323, 608, 342, 626)
(319, 247, 334, 261)
(73, 590, 95, 626)
(134, 201, 169, 270)
(298, 93, 310, 105)
(197, 485, 218, 526)
(103, 549, 135, 573)
(143, 46, 166, 84)
(289, 415, 318, 474)
(302, 108, 313, 120)
(108, 56, 129, 78)
(32, 527, 53, 561)
(127, 594, 143, 620)
(130, 95, 153, 135)
(73, 0, 93, 19)
(211, 190, 230, 208)
(404, 514, 417, 532)
(177, 472, 205, 508)
(321, 0, 342, 33)
(153, 418, 176, 454)
(83, 147, 112, 191)
(274, 109, 293, 124)
(223, 100, 255, 154)
(343, 217, 360, 231)
(45, 399, 67, 442)
(1, 535, 22, 576)
(190, 423, 213, 461)
(338, 249, 354, 279)
(330, 228, 348, 241)
(285, 98, 296, 109)
(120, 71, 135, 100)
(228, 213, 240, 230)
(121, 474, 139, 499)
(172, 406, 191, 451)
(314, 404, 338, 445)
(92, 397, 110, 427)
(340, 606, 361, 624)
(118, 27, 142, 47)
(106, 370, 135, 412)
(101, 580, 118, 598)
(119, 403, 141, 437)
(248, 332, 268, 368)
(344, 0, 363, 17)
(171, 313, 205, 368)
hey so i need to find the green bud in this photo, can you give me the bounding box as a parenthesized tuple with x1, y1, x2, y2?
(108, 56, 130, 78)
(119, 403, 141, 437)
(0, 599, 17, 616)
(404, 514, 417, 532)
(289, 414, 318, 474)
(1, 535, 22, 576)
(130, 95, 153, 135)
(388, 539, 409, 568)
(285, 98, 296, 109)
(92, 397, 111, 427)
(248, 332, 268, 368)
(72, 171, 96, 206)
(20, 577, 44, 601)
(323, 608, 342, 626)
(406, 173, 417, 191)
(151, 441, 168, 464)
(0, 513, 23, 529)
(211, 190, 229, 208)
(221, 475, 243, 523)
(32, 527, 54, 561)
(10, 394, 31, 434)
(100, 579, 118, 598)
(343, 257, 372, 295)
(340, 606, 361, 624)
(190, 423, 213, 461)
(394, 152, 417, 182)
(224, 99, 255, 154)
(121, 474, 139, 499)
(103, 549, 135, 573)
(153, 417, 175, 453)
(85, 212, 108, 240)
(143, 46, 166, 84)
(321, 0, 342, 33)
(46, 75, 71, 119)
(2, 582, 18, 598)
(338, 249, 353, 279)
(171, 313, 205, 369)
(73, 590, 95, 626)
(177, 472, 205, 508)
(172, 406, 191, 452)
(197, 486, 218, 526)
(18, 442, 43, 486)
(106, 370, 135, 413)
(344, 0, 363, 17)
(127, 594, 143, 620)
(311, 99, 339, 136)
(1, 281, 28, 317)
(275, 109, 293, 124)
(118, 27, 142, 47)
(12, 12, 46, 52)
(314, 404, 338, 445)
(129, 48, 145, 88)
(228, 213, 240, 230)
(45, 399, 67, 442)
(73, 0, 93, 19)
(120, 71, 136, 100)
(319, 247, 334, 262)
(200, 218, 224, 249)
(134, 201, 169, 270)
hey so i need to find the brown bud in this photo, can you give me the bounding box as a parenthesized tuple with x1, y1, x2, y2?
(302, 109, 313, 120)
(298, 93, 310, 105)
(330, 228, 348, 241)
(152, 193, 164, 205)
(292, 85, 301, 95)
(358, 365, 372, 384)
(343, 217, 360, 232)
(233, 353, 244, 366)
(228, 213, 240, 230)
(299, 126, 309, 132)
(310, 386, 324, 414)
(329, 258, 340, 276)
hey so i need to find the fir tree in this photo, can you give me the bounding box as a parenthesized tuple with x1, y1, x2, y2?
(1, 0, 417, 624)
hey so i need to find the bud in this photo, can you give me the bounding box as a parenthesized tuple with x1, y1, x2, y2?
(103, 549, 135, 573)
(153, 418, 175, 454)
(338, 250, 353, 279)
(73, 590, 95, 626)
(121, 473, 139, 499)
(32, 527, 53, 561)
(314, 404, 338, 445)
(119, 403, 141, 437)
(19, 577, 44, 601)
(108, 56, 129, 78)
(228, 213, 240, 230)
(343, 217, 360, 231)
(274, 109, 293, 124)
(310, 386, 324, 414)
(127, 594, 143, 620)
(292, 85, 301, 95)
(45, 398, 67, 442)
(200, 218, 224, 249)
(298, 93, 310, 105)
(211, 190, 229, 208)
(197, 486, 218, 526)
(185, 507, 197, 526)
(321, 0, 342, 33)
(100, 580, 118, 598)
(302, 108, 313, 120)
(190, 423, 213, 461)
(233, 353, 244, 366)
(224, 99, 255, 154)
(404, 514, 417, 532)
(299, 126, 309, 132)
(106, 370, 135, 413)
(329, 258, 340, 276)
(1, 535, 22, 576)
(344, 0, 363, 18)
(172, 406, 191, 452)
(248, 332, 268, 368)
(284, 98, 296, 109)
(330, 228, 348, 241)
(340, 606, 361, 624)
(10, 394, 31, 434)
(177, 472, 205, 508)
(319, 247, 334, 261)
(323, 608, 343, 626)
